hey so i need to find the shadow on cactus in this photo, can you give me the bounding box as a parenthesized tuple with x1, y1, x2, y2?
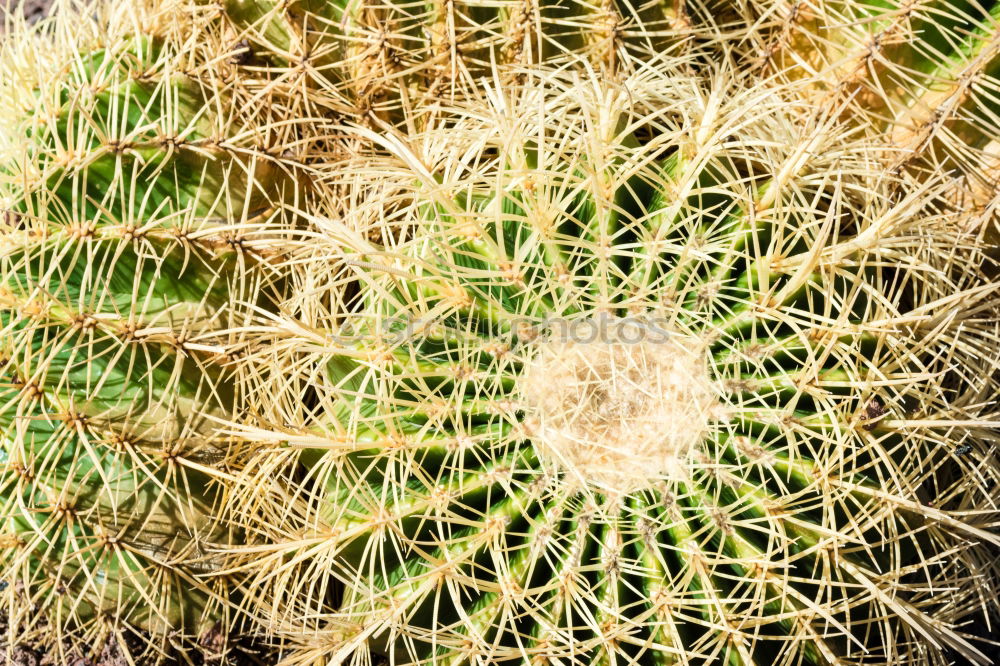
(0, 16, 292, 659)
(226, 53, 1000, 665)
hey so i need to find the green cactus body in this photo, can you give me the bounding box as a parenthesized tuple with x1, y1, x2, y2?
(230, 61, 1000, 664)
(0, 32, 284, 651)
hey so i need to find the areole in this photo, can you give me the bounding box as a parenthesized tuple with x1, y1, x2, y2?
(520, 315, 722, 494)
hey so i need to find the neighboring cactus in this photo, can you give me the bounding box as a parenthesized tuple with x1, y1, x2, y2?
(196, 0, 733, 124)
(226, 52, 1000, 664)
(741, 1, 999, 144)
(0, 8, 294, 659)
(735, 1, 1000, 228)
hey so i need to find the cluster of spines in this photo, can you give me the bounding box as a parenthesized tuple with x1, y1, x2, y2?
(190, 0, 743, 132)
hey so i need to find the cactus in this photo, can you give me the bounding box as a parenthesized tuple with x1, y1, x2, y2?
(197, 0, 736, 125)
(226, 48, 1000, 664)
(201, 0, 1000, 230)
(741, 1, 1000, 145)
(0, 8, 294, 659)
(736, 1, 1000, 227)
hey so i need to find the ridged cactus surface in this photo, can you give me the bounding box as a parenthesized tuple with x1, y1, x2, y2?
(737, 1, 1000, 223)
(227, 58, 1000, 664)
(0, 18, 289, 657)
(199, 0, 727, 125)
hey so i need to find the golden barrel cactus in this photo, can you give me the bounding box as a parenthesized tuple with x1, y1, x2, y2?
(225, 47, 1000, 665)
